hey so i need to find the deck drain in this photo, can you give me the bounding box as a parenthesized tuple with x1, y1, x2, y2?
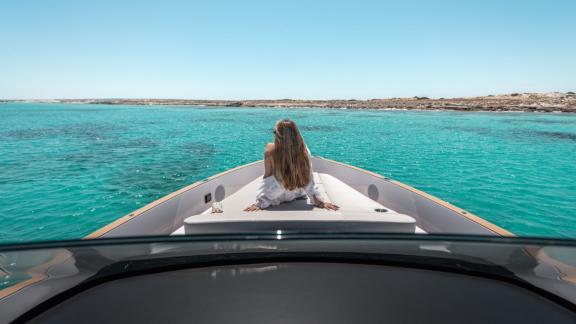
(374, 208, 388, 213)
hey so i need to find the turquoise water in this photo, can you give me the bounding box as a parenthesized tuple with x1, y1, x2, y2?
(0, 103, 575, 242)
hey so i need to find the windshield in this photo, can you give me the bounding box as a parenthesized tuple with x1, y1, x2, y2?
(2, 234, 576, 322)
(0, 1, 575, 245)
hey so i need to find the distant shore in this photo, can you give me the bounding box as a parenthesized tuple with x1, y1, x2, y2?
(3, 92, 576, 113)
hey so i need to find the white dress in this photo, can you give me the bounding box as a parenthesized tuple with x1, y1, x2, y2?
(255, 172, 323, 209)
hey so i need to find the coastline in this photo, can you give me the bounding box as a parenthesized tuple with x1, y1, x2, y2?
(3, 92, 575, 113)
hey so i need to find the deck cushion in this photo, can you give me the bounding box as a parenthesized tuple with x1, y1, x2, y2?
(318, 173, 390, 212)
(173, 172, 422, 235)
(184, 211, 416, 234)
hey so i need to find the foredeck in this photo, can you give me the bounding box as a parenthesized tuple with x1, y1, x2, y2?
(172, 172, 425, 235)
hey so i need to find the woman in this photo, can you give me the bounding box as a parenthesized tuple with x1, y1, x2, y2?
(244, 119, 339, 211)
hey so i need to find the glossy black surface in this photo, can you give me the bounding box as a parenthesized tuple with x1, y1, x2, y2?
(30, 263, 576, 324)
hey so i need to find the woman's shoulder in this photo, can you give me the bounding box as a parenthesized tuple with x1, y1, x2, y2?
(264, 143, 275, 155)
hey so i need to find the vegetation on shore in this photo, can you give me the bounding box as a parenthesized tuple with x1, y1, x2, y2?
(5, 92, 576, 113)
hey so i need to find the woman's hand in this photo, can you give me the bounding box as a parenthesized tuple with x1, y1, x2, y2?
(244, 204, 261, 212)
(312, 196, 339, 211)
(316, 201, 340, 211)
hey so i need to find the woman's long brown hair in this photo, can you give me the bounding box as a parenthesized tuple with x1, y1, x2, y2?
(272, 119, 310, 190)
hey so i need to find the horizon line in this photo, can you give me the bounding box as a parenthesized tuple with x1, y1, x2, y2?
(3, 91, 575, 102)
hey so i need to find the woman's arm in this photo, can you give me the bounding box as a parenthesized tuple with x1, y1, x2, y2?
(245, 143, 275, 211)
(303, 149, 339, 211)
(304, 163, 339, 211)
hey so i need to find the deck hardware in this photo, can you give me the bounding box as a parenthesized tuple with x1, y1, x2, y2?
(374, 208, 388, 213)
(204, 193, 212, 204)
(368, 184, 379, 201)
(215, 185, 226, 202)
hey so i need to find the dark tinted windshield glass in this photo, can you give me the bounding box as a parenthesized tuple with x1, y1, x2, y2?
(2, 234, 576, 322)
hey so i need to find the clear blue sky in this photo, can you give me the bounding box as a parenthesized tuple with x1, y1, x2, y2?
(1, 0, 575, 99)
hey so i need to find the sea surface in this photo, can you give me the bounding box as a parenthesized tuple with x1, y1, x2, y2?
(0, 103, 575, 242)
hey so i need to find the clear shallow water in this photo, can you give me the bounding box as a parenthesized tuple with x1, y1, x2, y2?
(0, 103, 575, 242)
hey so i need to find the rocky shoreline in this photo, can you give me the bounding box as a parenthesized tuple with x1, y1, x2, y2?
(7, 92, 576, 113)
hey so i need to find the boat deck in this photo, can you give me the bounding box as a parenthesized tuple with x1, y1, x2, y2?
(172, 172, 426, 235)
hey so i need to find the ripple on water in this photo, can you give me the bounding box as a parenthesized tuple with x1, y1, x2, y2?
(532, 131, 576, 142)
(0, 123, 126, 141)
(506, 119, 576, 125)
(299, 125, 342, 132)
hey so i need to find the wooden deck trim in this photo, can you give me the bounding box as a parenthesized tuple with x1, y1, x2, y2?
(84, 160, 263, 239)
(316, 156, 514, 237)
(0, 250, 72, 300)
(530, 247, 576, 285)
